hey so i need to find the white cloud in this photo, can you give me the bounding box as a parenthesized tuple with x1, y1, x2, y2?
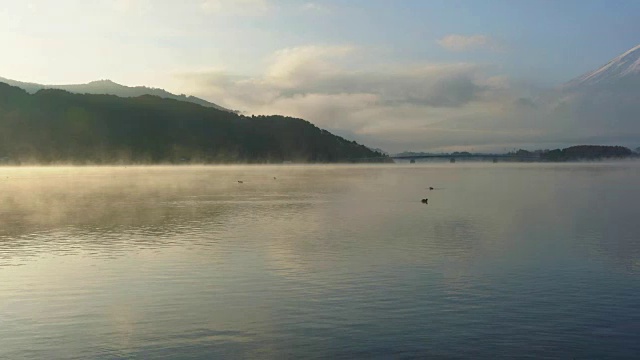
(177, 44, 639, 153)
(302, 2, 329, 13)
(175, 45, 525, 152)
(265, 45, 355, 84)
(201, 0, 269, 16)
(437, 34, 500, 52)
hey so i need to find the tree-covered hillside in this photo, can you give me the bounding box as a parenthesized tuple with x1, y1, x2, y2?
(0, 77, 232, 112)
(0, 82, 387, 164)
(540, 145, 633, 161)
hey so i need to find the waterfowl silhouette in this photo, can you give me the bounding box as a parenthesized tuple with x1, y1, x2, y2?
(421, 198, 428, 204)
(238, 180, 244, 184)
(429, 187, 434, 190)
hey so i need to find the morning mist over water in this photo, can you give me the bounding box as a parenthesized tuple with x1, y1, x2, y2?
(1, 164, 640, 358)
(2, 0, 640, 358)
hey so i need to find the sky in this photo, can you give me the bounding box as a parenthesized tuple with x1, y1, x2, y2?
(1, 0, 640, 152)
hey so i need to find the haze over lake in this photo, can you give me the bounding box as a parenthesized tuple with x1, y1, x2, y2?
(1, 164, 639, 359)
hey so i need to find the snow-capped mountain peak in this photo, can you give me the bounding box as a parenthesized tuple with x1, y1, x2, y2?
(564, 43, 640, 89)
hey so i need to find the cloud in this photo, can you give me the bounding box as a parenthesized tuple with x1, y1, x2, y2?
(179, 45, 494, 109)
(201, 0, 269, 16)
(175, 45, 523, 152)
(265, 45, 355, 82)
(263, 46, 492, 108)
(302, 2, 330, 13)
(176, 44, 635, 153)
(437, 34, 500, 52)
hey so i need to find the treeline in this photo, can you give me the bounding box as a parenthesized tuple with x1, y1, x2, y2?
(0, 82, 388, 164)
(512, 145, 635, 161)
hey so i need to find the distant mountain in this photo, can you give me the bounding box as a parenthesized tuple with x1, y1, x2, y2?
(541, 43, 640, 145)
(539, 145, 633, 161)
(0, 77, 232, 112)
(0, 82, 388, 164)
(563, 44, 640, 90)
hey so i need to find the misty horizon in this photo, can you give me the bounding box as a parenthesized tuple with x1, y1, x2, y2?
(3, 2, 640, 358)
(2, 0, 640, 153)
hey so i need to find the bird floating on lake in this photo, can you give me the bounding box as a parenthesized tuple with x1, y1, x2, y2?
(429, 187, 434, 190)
(421, 198, 428, 204)
(238, 180, 244, 184)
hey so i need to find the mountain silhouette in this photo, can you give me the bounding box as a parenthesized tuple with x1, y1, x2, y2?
(541, 43, 640, 145)
(0, 77, 232, 112)
(0, 82, 388, 164)
(564, 44, 640, 90)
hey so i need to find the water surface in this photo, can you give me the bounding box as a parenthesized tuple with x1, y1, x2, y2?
(1, 164, 639, 359)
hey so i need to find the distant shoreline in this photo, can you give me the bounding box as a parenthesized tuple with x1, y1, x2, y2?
(392, 145, 638, 163)
(1, 158, 639, 167)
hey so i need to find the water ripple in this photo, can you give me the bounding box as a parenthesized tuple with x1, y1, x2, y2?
(0, 164, 639, 358)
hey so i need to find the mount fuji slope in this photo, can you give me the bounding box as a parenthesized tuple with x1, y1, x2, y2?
(545, 43, 640, 144)
(563, 44, 640, 90)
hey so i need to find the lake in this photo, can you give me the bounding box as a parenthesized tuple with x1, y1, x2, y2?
(1, 163, 639, 359)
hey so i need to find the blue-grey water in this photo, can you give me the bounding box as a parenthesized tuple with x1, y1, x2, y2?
(1, 163, 639, 359)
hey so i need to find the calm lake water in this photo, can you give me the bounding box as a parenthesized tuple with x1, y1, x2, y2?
(1, 163, 639, 359)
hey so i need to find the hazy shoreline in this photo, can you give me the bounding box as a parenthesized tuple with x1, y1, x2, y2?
(1, 158, 639, 167)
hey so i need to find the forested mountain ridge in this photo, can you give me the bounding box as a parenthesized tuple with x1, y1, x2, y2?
(0, 77, 232, 112)
(0, 82, 388, 164)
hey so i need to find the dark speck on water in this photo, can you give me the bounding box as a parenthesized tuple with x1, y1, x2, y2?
(1, 163, 639, 359)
